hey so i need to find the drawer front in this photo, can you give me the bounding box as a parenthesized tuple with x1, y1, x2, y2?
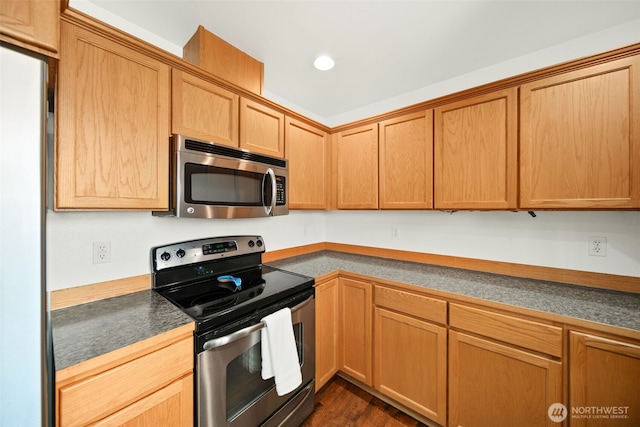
(375, 286, 446, 325)
(450, 304, 562, 357)
(58, 336, 193, 427)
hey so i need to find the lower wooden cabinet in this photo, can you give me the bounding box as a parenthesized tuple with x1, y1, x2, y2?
(315, 278, 339, 390)
(314, 275, 640, 427)
(90, 375, 192, 426)
(374, 307, 447, 425)
(448, 303, 564, 427)
(339, 277, 372, 385)
(56, 327, 194, 427)
(449, 330, 563, 427)
(569, 331, 640, 427)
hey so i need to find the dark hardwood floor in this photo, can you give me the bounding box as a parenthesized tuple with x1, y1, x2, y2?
(301, 376, 428, 427)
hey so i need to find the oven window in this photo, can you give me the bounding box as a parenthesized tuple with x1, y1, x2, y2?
(226, 323, 303, 421)
(185, 163, 267, 206)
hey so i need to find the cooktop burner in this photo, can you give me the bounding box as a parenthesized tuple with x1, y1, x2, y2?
(159, 267, 266, 320)
(151, 236, 314, 333)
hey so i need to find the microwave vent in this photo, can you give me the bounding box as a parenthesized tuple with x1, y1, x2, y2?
(184, 139, 287, 168)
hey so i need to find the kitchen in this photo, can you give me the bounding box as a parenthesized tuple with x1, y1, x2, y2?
(1, 1, 640, 427)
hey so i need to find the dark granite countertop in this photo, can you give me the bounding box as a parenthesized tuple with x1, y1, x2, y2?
(267, 250, 640, 332)
(52, 250, 639, 371)
(52, 290, 193, 371)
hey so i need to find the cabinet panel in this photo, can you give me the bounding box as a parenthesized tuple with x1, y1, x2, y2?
(449, 330, 563, 427)
(240, 98, 285, 157)
(315, 279, 339, 390)
(374, 307, 446, 425)
(374, 285, 446, 325)
(285, 117, 328, 209)
(57, 20, 170, 209)
(520, 55, 640, 208)
(450, 303, 562, 357)
(379, 110, 433, 209)
(569, 332, 640, 427)
(93, 375, 193, 427)
(339, 277, 372, 385)
(58, 336, 193, 427)
(434, 88, 518, 209)
(0, 0, 58, 55)
(171, 69, 239, 147)
(336, 124, 379, 209)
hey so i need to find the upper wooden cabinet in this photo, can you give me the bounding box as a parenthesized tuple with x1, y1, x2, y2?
(56, 20, 170, 210)
(336, 124, 379, 209)
(520, 55, 640, 209)
(285, 117, 329, 209)
(569, 331, 640, 427)
(0, 0, 58, 56)
(183, 25, 263, 95)
(379, 111, 433, 209)
(434, 88, 518, 210)
(240, 97, 285, 158)
(171, 69, 239, 147)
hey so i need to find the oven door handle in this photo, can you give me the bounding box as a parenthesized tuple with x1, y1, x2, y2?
(203, 295, 313, 351)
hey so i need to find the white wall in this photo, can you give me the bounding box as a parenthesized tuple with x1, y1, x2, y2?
(47, 6, 640, 291)
(46, 211, 326, 290)
(325, 210, 640, 278)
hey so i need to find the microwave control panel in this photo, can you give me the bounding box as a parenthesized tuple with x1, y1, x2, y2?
(275, 176, 286, 205)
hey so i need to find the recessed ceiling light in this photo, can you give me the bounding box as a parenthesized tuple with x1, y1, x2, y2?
(314, 55, 335, 71)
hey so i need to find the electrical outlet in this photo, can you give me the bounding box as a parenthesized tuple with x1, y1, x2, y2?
(391, 227, 400, 240)
(588, 236, 607, 257)
(93, 241, 111, 264)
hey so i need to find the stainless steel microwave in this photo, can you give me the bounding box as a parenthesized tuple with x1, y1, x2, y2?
(153, 135, 288, 219)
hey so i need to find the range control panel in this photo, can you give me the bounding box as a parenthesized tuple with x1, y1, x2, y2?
(151, 235, 264, 271)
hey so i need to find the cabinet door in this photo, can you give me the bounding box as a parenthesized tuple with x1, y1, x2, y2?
(171, 69, 239, 147)
(285, 117, 328, 209)
(434, 88, 518, 210)
(449, 330, 563, 427)
(336, 124, 379, 209)
(339, 277, 372, 385)
(57, 334, 193, 427)
(240, 97, 284, 157)
(379, 110, 433, 209)
(57, 21, 170, 209)
(315, 278, 339, 390)
(0, 0, 58, 56)
(93, 375, 193, 427)
(520, 55, 640, 208)
(569, 332, 640, 427)
(374, 308, 446, 425)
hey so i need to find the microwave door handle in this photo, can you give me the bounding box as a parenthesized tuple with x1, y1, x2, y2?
(263, 168, 276, 216)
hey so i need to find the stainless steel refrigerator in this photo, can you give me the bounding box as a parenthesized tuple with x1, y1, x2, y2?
(0, 43, 53, 426)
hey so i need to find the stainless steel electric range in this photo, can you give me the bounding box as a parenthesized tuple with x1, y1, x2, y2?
(151, 236, 315, 427)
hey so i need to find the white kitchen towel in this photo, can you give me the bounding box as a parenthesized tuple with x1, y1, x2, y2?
(260, 307, 302, 396)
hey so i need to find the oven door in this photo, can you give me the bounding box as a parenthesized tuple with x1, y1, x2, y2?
(197, 296, 315, 427)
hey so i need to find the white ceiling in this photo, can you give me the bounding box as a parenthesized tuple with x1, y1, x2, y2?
(82, 0, 640, 125)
